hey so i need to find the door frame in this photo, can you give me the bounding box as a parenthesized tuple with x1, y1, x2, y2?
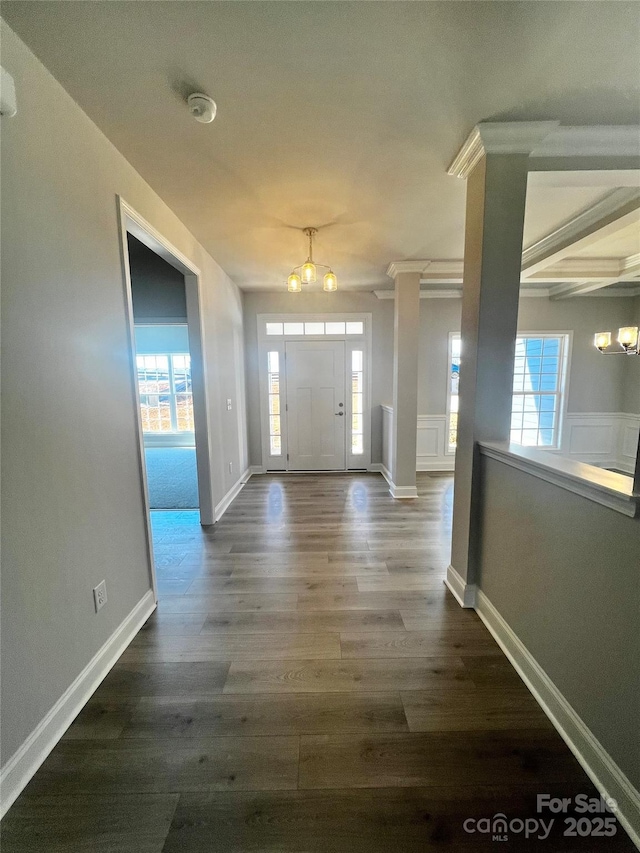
(116, 197, 215, 600)
(257, 313, 372, 472)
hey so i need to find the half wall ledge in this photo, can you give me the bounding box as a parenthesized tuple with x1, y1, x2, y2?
(478, 441, 639, 518)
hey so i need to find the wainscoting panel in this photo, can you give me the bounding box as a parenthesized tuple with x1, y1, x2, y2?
(381, 407, 455, 474)
(381, 408, 638, 476)
(620, 415, 640, 472)
(562, 413, 639, 474)
(416, 416, 454, 471)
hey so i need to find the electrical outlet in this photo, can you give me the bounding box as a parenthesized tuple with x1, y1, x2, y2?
(228, 461, 233, 474)
(226, 398, 232, 411)
(93, 580, 107, 613)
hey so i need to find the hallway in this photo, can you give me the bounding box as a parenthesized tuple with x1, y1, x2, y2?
(3, 474, 633, 851)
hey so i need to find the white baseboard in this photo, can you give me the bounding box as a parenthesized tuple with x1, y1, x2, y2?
(214, 468, 250, 521)
(475, 589, 640, 849)
(389, 483, 419, 499)
(416, 460, 456, 472)
(444, 564, 477, 608)
(0, 589, 156, 818)
(379, 465, 418, 498)
(368, 463, 383, 473)
(249, 464, 266, 475)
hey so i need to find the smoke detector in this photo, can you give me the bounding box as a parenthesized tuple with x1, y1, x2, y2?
(187, 92, 217, 124)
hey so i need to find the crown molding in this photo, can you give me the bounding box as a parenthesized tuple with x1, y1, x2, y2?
(530, 125, 640, 161)
(621, 253, 640, 279)
(448, 123, 640, 179)
(386, 261, 431, 279)
(374, 287, 551, 300)
(447, 121, 560, 178)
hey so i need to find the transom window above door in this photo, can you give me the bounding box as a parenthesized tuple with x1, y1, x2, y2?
(265, 320, 364, 336)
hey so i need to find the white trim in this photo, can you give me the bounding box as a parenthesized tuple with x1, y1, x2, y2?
(389, 482, 419, 499)
(249, 464, 266, 475)
(143, 432, 195, 449)
(257, 313, 372, 472)
(386, 260, 432, 278)
(0, 590, 156, 819)
(379, 462, 418, 498)
(560, 412, 640, 474)
(479, 441, 638, 517)
(475, 590, 640, 849)
(444, 564, 477, 608)
(447, 121, 560, 178)
(214, 468, 250, 522)
(379, 463, 392, 485)
(379, 457, 418, 499)
(448, 122, 640, 179)
(416, 414, 455, 471)
(521, 188, 640, 274)
(117, 197, 216, 541)
(382, 407, 458, 475)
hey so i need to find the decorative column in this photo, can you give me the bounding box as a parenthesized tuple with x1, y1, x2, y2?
(446, 122, 558, 605)
(388, 266, 421, 498)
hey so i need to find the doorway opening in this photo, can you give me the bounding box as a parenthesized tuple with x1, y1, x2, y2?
(118, 199, 214, 597)
(128, 234, 199, 509)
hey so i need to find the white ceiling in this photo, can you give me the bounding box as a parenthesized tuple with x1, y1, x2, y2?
(3, 1, 640, 290)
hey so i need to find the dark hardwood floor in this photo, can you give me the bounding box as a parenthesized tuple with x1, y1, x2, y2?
(2, 473, 634, 851)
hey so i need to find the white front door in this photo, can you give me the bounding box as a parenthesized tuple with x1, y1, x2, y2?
(285, 340, 346, 470)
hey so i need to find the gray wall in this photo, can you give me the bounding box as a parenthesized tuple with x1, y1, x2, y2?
(243, 290, 394, 465)
(1, 21, 248, 767)
(417, 295, 634, 415)
(477, 456, 640, 789)
(129, 234, 187, 322)
(134, 324, 190, 355)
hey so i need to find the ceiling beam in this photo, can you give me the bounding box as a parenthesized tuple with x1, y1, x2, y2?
(385, 257, 638, 286)
(549, 254, 640, 300)
(520, 188, 640, 279)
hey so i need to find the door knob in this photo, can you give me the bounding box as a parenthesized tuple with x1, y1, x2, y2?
(335, 411, 344, 416)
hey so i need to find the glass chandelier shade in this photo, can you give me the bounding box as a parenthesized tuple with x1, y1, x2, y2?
(594, 331, 612, 351)
(323, 271, 338, 292)
(301, 261, 317, 283)
(287, 273, 302, 293)
(618, 326, 639, 349)
(594, 326, 639, 354)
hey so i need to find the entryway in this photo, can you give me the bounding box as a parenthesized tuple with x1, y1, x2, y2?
(259, 314, 371, 472)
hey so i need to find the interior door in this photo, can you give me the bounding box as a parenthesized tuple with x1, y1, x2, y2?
(285, 340, 346, 470)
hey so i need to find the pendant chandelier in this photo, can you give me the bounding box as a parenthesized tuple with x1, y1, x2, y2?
(287, 227, 338, 293)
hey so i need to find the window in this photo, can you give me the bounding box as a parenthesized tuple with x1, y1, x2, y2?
(137, 354, 194, 433)
(448, 335, 461, 451)
(267, 351, 282, 456)
(447, 334, 568, 449)
(351, 350, 364, 455)
(511, 336, 567, 447)
(265, 320, 364, 337)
